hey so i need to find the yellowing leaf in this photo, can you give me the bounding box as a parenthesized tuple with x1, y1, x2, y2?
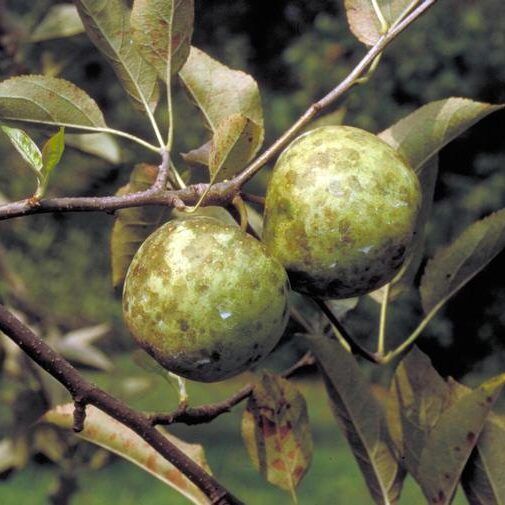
(379, 98, 504, 172)
(179, 47, 264, 179)
(241, 372, 313, 499)
(344, 0, 413, 45)
(131, 0, 194, 80)
(307, 334, 404, 505)
(417, 374, 505, 505)
(110, 164, 170, 289)
(30, 4, 85, 42)
(0, 75, 107, 131)
(180, 47, 263, 131)
(209, 114, 264, 181)
(420, 209, 505, 315)
(75, 0, 160, 113)
(43, 404, 211, 505)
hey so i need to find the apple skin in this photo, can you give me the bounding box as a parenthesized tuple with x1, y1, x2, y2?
(262, 126, 421, 299)
(123, 216, 290, 382)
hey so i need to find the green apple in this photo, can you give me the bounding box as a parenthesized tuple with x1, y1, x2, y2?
(123, 216, 290, 382)
(263, 126, 421, 299)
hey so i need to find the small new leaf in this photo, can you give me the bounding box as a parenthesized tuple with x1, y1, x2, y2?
(131, 0, 194, 80)
(241, 372, 313, 500)
(420, 209, 505, 315)
(37, 127, 65, 197)
(43, 404, 212, 505)
(306, 334, 404, 505)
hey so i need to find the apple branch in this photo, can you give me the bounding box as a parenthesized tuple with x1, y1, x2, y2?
(0, 0, 438, 223)
(0, 303, 243, 505)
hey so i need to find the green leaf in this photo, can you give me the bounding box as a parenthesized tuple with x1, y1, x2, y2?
(379, 98, 504, 171)
(30, 4, 85, 42)
(38, 127, 65, 196)
(0, 75, 107, 131)
(370, 156, 439, 302)
(209, 114, 264, 181)
(65, 133, 121, 164)
(416, 374, 505, 505)
(420, 209, 505, 315)
(75, 0, 160, 113)
(43, 404, 212, 505)
(306, 334, 404, 505)
(110, 164, 170, 289)
(180, 47, 263, 131)
(0, 125, 42, 173)
(387, 346, 453, 478)
(462, 413, 505, 505)
(131, 0, 194, 80)
(241, 372, 313, 499)
(344, 0, 412, 45)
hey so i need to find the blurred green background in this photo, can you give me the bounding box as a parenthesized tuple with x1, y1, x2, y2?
(1, 0, 504, 503)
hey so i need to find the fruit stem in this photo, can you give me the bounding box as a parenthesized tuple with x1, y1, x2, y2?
(377, 283, 391, 356)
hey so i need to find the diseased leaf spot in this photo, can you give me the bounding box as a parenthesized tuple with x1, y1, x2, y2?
(466, 431, 476, 443)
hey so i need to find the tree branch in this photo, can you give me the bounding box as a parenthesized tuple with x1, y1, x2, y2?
(149, 352, 315, 426)
(0, 0, 439, 224)
(0, 304, 243, 505)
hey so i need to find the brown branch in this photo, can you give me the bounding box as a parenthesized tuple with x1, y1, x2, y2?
(0, 0, 438, 224)
(0, 304, 243, 505)
(149, 352, 315, 427)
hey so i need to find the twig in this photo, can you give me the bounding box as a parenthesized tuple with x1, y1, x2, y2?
(0, 0, 439, 224)
(149, 352, 315, 426)
(240, 192, 265, 207)
(0, 304, 243, 505)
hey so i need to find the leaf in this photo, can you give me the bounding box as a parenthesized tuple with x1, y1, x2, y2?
(209, 114, 264, 181)
(110, 164, 170, 289)
(179, 47, 264, 178)
(43, 404, 212, 505)
(54, 323, 113, 371)
(0, 438, 30, 474)
(38, 127, 65, 196)
(387, 346, 453, 478)
(0, 125, 42, 173)
(306, 334, 404, 505)
(416, 374, 505, 505)
(181, 140, 211, 168)
(75, 0, 160, 113)
(420, 209, 505, 315)
(65, 133, 121, 164)
(30, 4, 85, 42)
(131, 0, 194, 80)
(370, 156, 439, 302)
(379, 98, 504, 171)
(0, 75, 107, 131)
(344, 0, 412, 45)
(241, 372, 313, 498)
(462, 413, 505, 505)
(180, 46, 263, 130)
